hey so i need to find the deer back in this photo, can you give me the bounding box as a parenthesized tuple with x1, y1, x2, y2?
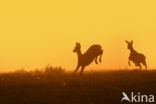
(130, 50, 145, 63)
(84, 45, 102, 57)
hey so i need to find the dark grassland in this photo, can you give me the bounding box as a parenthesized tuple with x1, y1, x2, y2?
(0, 66, 156, 104)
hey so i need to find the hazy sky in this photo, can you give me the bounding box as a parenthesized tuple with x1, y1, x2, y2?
(0, 0, 156, 71)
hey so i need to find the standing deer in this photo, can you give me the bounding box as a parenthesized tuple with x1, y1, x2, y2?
(73, 42, 103, 74)
(125, 40, 147, 70)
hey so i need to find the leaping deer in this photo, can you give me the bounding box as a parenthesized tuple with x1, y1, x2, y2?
(125, 40, 147, 70)
(73, 42, 103, 74)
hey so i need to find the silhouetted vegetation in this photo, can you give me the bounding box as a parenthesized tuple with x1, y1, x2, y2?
(0, 66, 156, 104)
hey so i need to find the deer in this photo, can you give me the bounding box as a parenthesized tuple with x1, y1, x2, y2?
(125, 40, 147, 70)
(73, 42, 103, 74)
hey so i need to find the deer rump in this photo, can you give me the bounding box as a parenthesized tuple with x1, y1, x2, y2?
(129, 52, 146, 65)
(80, 45, 103, 66)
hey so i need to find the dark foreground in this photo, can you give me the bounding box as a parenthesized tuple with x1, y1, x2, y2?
(0, 69, 156, 104)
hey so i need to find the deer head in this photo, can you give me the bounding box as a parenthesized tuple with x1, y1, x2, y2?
(125, 40, 133, 50)
(73, 42, 81, 53)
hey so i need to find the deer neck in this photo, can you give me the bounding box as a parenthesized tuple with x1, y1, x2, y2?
(76, 48, 82, 59)
(129, 47, 136, 54)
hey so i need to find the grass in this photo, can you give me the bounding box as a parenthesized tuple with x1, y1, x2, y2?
(0, 65, 156, 104)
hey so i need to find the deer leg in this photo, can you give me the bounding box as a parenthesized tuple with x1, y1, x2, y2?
(145, 64, 147, 70)
(95, 57, 98, 64)
(99, 55, 102, 63)
(142, 60, 147, 70)
(80, 66, 85, 75)
(99, 50, 103, 63)
(128, 59, 131, 66)
(73, 65, 80, 74)
(138, 64, 142, 70)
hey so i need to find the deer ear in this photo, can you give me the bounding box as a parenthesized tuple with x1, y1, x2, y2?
(131, 40, 133, 44)
(79, 43, 81, 47)
(125, 40, 129, 44)
(76, 42, 80, 46)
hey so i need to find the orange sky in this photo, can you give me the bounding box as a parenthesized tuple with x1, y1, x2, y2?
(0, 0, 156, 71)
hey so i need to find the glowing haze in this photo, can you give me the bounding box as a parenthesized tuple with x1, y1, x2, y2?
(0, 0, 156, 71)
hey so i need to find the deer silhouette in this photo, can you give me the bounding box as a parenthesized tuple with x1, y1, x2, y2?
(73, 42, 103, 74)
(125, 40, 147, 70)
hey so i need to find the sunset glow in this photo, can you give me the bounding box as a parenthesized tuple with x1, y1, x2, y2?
(0, 0, 156, 71)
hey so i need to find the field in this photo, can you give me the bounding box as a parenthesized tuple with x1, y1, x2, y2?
(0, 66, 156, 104)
